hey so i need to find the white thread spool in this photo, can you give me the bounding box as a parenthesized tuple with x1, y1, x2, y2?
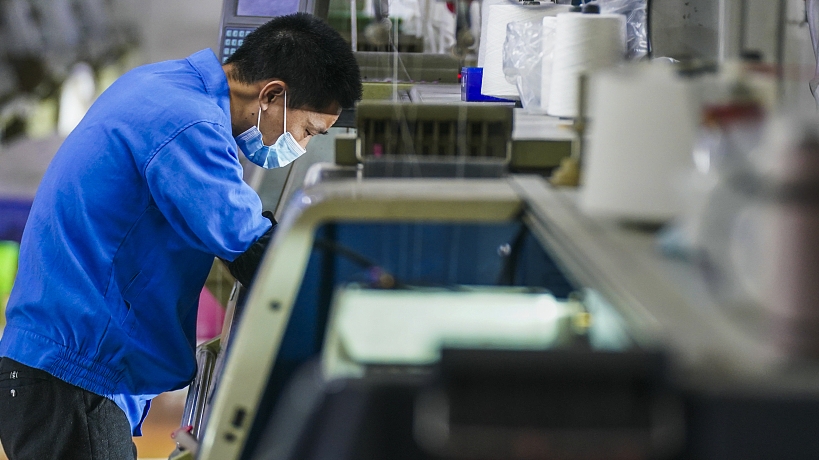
(478, 0, 507, 68)
(547, 12, 626, 118)
(579, 64, 697, 223)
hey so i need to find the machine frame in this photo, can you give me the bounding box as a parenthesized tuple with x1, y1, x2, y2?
(193, 175, 819, 460)
(197, 178, 524, 459)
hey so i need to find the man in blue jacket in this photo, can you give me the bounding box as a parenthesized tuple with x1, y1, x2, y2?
(0, 13, 361, 459)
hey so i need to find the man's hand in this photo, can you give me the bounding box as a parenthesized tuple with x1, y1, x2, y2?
(222, 211, 276, 287)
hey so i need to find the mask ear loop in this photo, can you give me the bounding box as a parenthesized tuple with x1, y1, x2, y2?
(256, 89, 287, 140)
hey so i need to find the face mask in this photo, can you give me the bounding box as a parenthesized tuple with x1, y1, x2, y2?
(235, 91, 307, 169)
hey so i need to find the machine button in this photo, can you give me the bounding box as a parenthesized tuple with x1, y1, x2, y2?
(224, 39, 231, 46)
(239, 31, 246, 37)
(231, 39, 238, 46)
(238, 39, 244, 46)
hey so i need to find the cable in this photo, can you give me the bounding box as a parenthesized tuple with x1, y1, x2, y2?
(312, 238, 402, 288)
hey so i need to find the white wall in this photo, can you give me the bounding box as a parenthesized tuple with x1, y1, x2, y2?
(115, 0, 223, 64)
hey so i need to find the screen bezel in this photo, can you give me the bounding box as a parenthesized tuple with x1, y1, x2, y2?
(234, 0, 304, 18)
(220, 0, 324, 29)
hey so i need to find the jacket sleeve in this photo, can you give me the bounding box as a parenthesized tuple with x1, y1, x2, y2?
(144, 121, 272, 261)
(223, 211, 277, 287)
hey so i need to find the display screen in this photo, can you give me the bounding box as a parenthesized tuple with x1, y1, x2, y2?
(236, 0, 301, 17)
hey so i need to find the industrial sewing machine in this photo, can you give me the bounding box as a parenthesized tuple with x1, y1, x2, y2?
(177, 171, 819, 460)
(171, 1, 819, 459)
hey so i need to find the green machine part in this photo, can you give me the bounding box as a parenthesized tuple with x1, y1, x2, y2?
(354, 100, 514, 160)
(335, 99, 573, 174)
(0, 241, 20, 328)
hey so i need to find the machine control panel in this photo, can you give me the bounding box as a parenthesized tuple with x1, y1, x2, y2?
(217, 0, 326, 64)
(220, 27, 256, 63)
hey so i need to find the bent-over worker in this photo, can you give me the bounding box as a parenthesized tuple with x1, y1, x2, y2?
(0, 13, 361, 459)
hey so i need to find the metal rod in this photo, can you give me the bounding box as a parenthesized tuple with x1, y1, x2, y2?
(350, 0, 358, 51)
(775, 0, 787, 103)
(393, 17, 399, 101)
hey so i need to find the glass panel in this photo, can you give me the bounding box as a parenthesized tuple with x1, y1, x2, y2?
(236, 0, 301, 17)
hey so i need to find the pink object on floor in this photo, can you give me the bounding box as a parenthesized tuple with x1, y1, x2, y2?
(196, 287, 225, 342)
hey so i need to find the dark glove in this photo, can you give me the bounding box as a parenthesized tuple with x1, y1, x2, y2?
(222, 211, 276, 287)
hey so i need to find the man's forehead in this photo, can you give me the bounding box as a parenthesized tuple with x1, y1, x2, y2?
(312, 101, 342, 116)
(305, 108, 340, 129)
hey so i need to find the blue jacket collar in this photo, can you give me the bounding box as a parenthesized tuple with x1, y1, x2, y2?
(186, 49, 232, 124)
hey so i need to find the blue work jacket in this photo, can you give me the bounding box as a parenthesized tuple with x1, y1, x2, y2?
(0, 50, 271, 435)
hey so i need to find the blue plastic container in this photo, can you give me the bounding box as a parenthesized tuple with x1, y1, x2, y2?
(461, 67, 516, 103)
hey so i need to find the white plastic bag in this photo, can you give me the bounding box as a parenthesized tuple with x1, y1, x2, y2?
(502, 19, 546, 111)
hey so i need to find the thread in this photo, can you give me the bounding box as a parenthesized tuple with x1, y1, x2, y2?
(480, 4, 570, 99)
(546, 12, 626, 118)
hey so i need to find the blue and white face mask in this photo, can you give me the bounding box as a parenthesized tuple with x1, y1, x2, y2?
(235, 91, 307, 169)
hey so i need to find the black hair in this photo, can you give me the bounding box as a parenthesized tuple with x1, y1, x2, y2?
(226, 13, 362, 110)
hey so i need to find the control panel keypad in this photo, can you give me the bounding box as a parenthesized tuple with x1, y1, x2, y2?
(221, 27, 256, 63)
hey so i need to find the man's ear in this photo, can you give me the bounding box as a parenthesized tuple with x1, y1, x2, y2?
(259, 80, 286, 111)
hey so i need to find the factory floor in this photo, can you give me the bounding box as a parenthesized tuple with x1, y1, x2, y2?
(133, 389, 188, 459)
(0, 389, 186, 460)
